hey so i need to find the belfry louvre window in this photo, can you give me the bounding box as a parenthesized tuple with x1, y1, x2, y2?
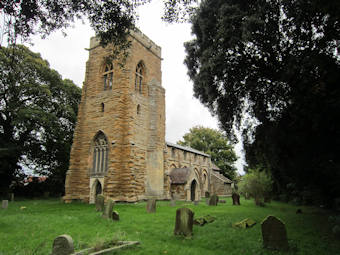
(135, 62, 144, 93)
(103, 63, 113, 90)
(92, 132, 108, 175)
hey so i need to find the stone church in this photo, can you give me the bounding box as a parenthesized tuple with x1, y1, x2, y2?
(63, 29, 232, 204)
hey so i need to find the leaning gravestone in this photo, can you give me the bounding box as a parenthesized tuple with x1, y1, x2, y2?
(102, 199, 115, 219)
(96, 194, 105, 212)
(170, 199, 176, 207)
(52, 234, 74, 255)
(2, 200, 8, 209)
(261, 215, 289, 251)
(112, 211, 120, 221)
(209, 194, 219, 206)
(146, 199, 156, 213)
(232, 193, 240, 205)
(174, 207, 194, 237)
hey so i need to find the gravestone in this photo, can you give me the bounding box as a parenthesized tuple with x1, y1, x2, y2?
(43, 192, 49, 199)
(112, 211, 120, 221)
(205, 191, 210, 198)
(209, 194, 219, 206)
(261, 215, 289, 251)
(102, 199, 115, 219)
(146, 199, 156, 213)
(174, 207, 194, 237)
(96, 194, 105, 212)
(232, 193, 240, 205)
(170, 199, 176, 207)
(9, 193, 14, 202)
(2, 200, 8, 209)
(52, 234, 74, 255)
(219, 200, 226, 203)
(193, 201, 199, 206)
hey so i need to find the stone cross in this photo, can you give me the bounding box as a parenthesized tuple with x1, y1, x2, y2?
(146, 199, 156, 213)
(232, 193, 240, 205)
(208, 194, 219, 206)
(111, 211, 120, 221)
(52, 234, 74, 255)
(174, 207, 194, 237)
(261, 215, 289, 251)
(96, 194, 105, 212)
(2, 200, 8, 209)
(102, 199, 115, 219)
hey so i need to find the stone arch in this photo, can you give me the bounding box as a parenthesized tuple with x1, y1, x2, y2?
(135, 60, 146, 94)
(190, 179, 197, 201)
(89, 178, 104, 204)
(91, 131, 109, 176)
(202, 169, 209, 194)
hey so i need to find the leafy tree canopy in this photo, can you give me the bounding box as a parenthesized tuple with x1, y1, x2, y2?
(0, 45, 81, 196)
(177, 126, 237, 180)
(184, 0, 340, 204)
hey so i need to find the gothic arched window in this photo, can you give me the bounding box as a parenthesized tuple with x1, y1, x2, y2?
(135, 62, 144, 94)
(103, 63, 113, 90)
(92, 132, 108, 175)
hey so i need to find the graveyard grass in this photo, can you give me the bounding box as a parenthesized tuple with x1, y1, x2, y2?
(1, 198, 340, 255)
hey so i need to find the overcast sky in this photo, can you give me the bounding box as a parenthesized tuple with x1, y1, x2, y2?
(27, 1, 245, 174)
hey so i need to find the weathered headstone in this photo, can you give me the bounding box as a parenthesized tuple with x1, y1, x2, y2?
(232, 193, 240, 205)
(170, 199, 176, 207)
(193, 201, 199, 206)
(205, 191, 210, 198)
(146, 199, 156, 213)
(102, 199, 115, 219)
(9, 193, 14, 202)
(219, 200, 226, 203)
(208, 194, 219, 206)
(2, 200, 8, 209)
(96, 194, 105, 212)
(43, 192, 49, 199)
(52, 234, 74, 255)
(174, 207, 194, 237)
(261, 215, 289, 251)
(112, 211, 120, 221)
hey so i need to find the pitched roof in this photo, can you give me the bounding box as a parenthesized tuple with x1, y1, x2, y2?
(166, 141, 211, 157)
(169, 168, 191, 184)
(211, 171, 233, 184)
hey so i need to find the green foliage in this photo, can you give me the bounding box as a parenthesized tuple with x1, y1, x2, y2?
(239, 168, 273, 205)
(184, 0, 340, 204)
(177, 126, 237, 179)
(0, 45, 81, 196)
(1, 199, 340, 254)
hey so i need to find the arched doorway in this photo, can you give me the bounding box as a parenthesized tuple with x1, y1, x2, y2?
(95, 180, 102, 196)
(191, 180, 197, 201)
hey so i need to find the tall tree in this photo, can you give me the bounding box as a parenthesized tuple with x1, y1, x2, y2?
(177, 126, 237, 179)
(0, 45, 81, 196)
(184, 0, 340, 204)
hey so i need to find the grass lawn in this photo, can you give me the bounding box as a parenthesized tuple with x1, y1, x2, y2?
(0, 197, 339, 255)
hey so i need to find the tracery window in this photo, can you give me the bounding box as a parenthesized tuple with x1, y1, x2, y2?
(103, 63, 113, 90)
(135, 62, 144, 94)
(92, 132, 108, 175)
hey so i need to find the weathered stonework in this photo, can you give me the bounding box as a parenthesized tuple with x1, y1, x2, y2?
(64, 29, 231, 203)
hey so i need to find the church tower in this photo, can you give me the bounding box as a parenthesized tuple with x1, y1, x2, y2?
(64, 30, 165, 203)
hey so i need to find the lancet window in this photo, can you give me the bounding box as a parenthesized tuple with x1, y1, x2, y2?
(92, 132, 108, 175)
(103, 63, 113, 90)
(135, 62, 144, 94)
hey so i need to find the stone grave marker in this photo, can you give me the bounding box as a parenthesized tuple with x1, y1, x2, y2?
(219, 200, 226, 203)
(96, 194, 105, 212)
(193, 201, 199, 206)
(112, 211, 120, 221)
(9, 193, 14, 202)
(232, 193, 240, 205)
(2, 200, 8, 209)
(205, 191, 210, 198)
(170, 199, 176, 207)
(261, 215, 289, 251)
(52, 234, 74, 255)
(174, 207, 194, 237)
(146, 199, 156, 213)
(102, 199, 115, 219)
(208, 194, 219, 206)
